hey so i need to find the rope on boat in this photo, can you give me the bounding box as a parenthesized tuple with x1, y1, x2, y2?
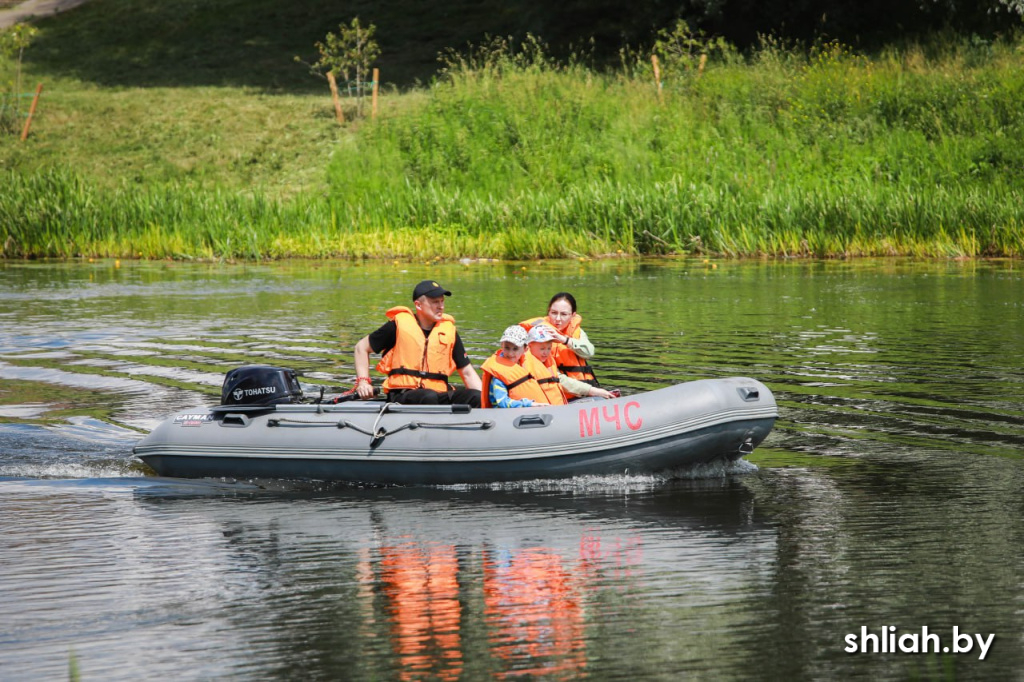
(265, 417, 379, 436)
(407, 420, 495, 430)
(266, 418, 345, 427)
(364, 418, 496, 448)
(266, 414, 495, 449)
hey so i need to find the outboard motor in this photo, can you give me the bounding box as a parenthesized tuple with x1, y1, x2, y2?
(221, 366, 303, 406)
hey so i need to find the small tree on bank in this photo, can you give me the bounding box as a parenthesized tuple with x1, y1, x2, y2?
(0, 23, 39, 135)
(652, 20, 735, 81)
(299, 18, 380, 118)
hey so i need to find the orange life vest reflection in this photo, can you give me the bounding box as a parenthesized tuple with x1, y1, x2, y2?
(369, 533, 642, 680)
(483, 547, 587, 678)
(378, 540, 463, 682)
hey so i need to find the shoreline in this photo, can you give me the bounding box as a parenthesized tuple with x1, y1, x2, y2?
(0, 250, 1015, 264)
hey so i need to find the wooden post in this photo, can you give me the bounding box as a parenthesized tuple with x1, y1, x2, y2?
(697, 53, 707, 78)
(371, 68, 379, 120)
(326, 72, 344, 124)
(650, 55, 662, 103)
(20, 83, 43, 141)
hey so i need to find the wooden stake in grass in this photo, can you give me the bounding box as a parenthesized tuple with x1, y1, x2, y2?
(326, 72, 344, 124)
(651, 54, 663, 103)
(371, 67, 379, 120)
(697, 53, 707, 78)
(20, 83, 43, 141)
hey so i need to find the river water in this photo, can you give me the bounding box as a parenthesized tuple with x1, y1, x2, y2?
(0, 258, 1021, 680)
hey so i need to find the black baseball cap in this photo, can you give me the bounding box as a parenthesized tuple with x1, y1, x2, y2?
(412, 280, 452, 300)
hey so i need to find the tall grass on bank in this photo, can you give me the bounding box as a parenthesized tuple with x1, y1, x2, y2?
(326, 36, 1024, 258)
(4, 36, 1024, 260)
(0, 168, 614, 259)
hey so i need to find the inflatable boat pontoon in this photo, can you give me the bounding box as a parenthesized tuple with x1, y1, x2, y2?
(133, 368, 777, 485)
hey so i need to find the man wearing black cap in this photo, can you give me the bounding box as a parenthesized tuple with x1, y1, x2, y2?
(353, 280, 482, 406)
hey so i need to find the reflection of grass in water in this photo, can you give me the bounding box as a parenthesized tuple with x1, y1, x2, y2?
(0, 360, 214, 429)
(56, 348, 256, 376)
(775, 391, 1024, 461)
(746, 447, 864, 469)
(0, 356, 221, 396)
(0, 377, 124, 425)
(69, 649, 80, 682)
(763, 419, 1024, 463)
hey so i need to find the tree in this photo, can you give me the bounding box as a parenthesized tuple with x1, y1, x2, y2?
(302, 18, 380, 118)
(0, 23, 39, 135)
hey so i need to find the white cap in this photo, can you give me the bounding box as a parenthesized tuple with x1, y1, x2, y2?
(527, 325, 557, 344)
(499, 325, 528, 347)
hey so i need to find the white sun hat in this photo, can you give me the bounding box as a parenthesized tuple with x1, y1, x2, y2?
(499, 325, 528, 347)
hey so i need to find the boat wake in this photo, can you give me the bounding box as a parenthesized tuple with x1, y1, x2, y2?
(0, 419, 142, 480)
(442, 458, 759, 493)
(156, 457, 762, 495)
(48, 416, 143, 445)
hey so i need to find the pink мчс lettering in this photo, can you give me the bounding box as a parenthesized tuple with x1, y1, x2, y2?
(578, 401, 643, 437)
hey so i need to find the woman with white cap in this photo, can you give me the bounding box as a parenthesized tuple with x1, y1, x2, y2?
(480, 326, 550, 408)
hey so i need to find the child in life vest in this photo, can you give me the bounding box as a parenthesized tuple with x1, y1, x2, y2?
(526, 325, 616, 400)
(480, 326, 549, 408)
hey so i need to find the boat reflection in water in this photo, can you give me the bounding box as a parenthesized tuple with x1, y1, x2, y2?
(152, 476, 767, 680)
(484, 545, 588, 677)
(375, 541, 465, 681)
(359, 526, 626, 679)
(0, 470, 770, 680)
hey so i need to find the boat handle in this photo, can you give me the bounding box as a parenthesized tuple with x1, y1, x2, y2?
(220, 413, 251, 427)
(738, 438, 754, 455)
(738, 387, 760, 401)
(513, 414, 552, 429)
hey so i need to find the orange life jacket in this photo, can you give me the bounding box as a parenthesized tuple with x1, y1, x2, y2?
(520, 314, 598, 386)
(376, 306, 457, 393)
(522, 350, 568, 406)
(480, 352, 549, 408)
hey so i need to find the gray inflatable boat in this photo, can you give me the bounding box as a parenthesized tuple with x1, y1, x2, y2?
(134, 369, 777, 485)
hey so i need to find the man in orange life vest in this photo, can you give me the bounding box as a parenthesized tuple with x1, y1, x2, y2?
(353, 280, 483, 406)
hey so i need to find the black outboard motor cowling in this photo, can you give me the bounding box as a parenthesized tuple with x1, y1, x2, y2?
(221, 366, 303, 406)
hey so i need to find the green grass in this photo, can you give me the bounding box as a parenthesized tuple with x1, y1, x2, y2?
(2, 2, 1023, 260)
(1, 84, 341, 198)
(324, 38, 1024, 258)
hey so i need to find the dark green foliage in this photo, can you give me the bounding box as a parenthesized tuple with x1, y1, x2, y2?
(19, 0, 1024, 91)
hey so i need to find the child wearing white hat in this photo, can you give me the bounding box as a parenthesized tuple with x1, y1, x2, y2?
(479, 326, 549, 408)
(527, 325, 616, 401)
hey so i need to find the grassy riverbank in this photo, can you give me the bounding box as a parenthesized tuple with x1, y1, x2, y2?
(328, 38, 1024, 258)
(2, 10, 1023, 259)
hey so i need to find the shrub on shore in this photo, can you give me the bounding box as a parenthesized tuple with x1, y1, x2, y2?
(324, 34, 1024, 258)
